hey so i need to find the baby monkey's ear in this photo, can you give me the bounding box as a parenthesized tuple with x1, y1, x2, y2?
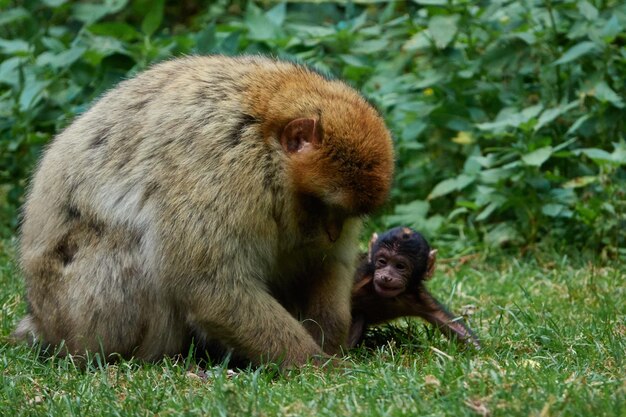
(425, 249, 438, 281)
(367, 232, 379, 263)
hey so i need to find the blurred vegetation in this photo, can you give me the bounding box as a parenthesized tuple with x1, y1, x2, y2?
(0, 0, 624, 257)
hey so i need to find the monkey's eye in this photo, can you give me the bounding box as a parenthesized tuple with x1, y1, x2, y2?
(376, 258, 387, 267)
(395, 263, 406, 270)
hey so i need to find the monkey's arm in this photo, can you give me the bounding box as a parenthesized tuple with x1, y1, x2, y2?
(409, 288, 481, 349)
(347, 315, 366, 348)
(355, 289, 480, 349)
(303, 261, 354, 355)
(188, 281, 325, 368)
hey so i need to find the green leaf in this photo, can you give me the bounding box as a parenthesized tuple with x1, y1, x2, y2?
(552, 138, 577, 153)
(602, 202, 616, 215)
(400, 120, 427, 141)
(428, 174, 474, 200)
(340, 55, 368, 68)
(142, 0, 164, 36)
(84, 36, 127, 60)
(562, 176, 597, 189)
(479, 168, 512, 184)
(455, 174, 475, 189)
(398, 141, 425, 151)
(611, 142, 626, 164)
(578, 148, 613, 162)
(89, 22, 140, 42)
(512, 32, 536, 45)
(265, 3, 286, 27)
(485, 223, 523, 247)
(286, 24, 335, 38)
(522, 146, 553, 167)
(428, 15, 459, 49)
(0, 7, 30, 27)
(463, 155, 483, 175)
(476, 201, 501, 222)
(36, 47, 86, 69)
(385, 200, 429, 227)
(428, 179, 458, 200)
(352, 39, 389, 54)
(414, 70, 444, 89)
(41, 0, 67, 6)
(566, 114, 590, 136)
(476, 104, 543, 131)
(592, 81, 624, 108)
(385, 200, 443, 236)
(542, 204, 572, 218)
(348, 12, 368, 32)
(598, 15, 622, 42)
(19, 76, 50, 111)
(577, 1, 598, 21)
(550, 188, 577, 206)
(246, 8, 279, 41)
(0, 57, 21, 86)
(403, 31, 431, 51)
(553, 41, 599, 65)
(219, 32, 240, 54)
(534, 101, 577, 131)
(0, 38, 30, 54)
(392, 200, 430, 218)
(395, 101, 437, 115)
(73, 0, 128, 24)
(41, 36, 65, 53)
(195, 23, 216, 54)
(413, 0, 448, 5)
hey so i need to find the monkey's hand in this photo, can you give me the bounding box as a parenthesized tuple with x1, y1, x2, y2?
(187, 282, 325, 368)
(411, 288, 481, 349)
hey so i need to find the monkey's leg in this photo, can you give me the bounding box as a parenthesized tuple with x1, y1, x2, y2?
(302, 263, 353, 355)
(412, 288, 481, 349)
(187, 285, 325, 368)
(19, 221, 187, 361)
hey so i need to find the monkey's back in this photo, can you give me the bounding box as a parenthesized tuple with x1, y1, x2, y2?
(22, 56, 331, 272)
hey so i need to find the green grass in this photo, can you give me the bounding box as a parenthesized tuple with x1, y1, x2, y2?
(1, 240, 624, 416)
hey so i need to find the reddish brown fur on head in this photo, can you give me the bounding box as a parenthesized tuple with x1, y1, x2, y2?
(247, 65, 395, 216)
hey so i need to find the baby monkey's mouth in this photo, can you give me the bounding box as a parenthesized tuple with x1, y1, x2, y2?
(374, 281, 404, 298)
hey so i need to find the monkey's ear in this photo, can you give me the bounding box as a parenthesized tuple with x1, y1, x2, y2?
(367, 232, 378, 263)
(425, 249, 438, 280)
(280, 118, 321, 153)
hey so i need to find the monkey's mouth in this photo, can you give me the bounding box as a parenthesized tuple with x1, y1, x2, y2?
(374, 282, 404, 298)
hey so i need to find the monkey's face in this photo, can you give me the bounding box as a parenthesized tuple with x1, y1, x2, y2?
(280, 108, 394, 218)
(372, 248, 412, 298)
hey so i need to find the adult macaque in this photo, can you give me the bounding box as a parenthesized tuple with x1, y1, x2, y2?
(349, 227, 480, 349)
(13, 56, 394, 368)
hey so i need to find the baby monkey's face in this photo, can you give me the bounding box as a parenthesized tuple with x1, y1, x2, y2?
(372, 248, 413, 298)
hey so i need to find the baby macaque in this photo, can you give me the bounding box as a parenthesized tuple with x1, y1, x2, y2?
(349, 227, 480, 349)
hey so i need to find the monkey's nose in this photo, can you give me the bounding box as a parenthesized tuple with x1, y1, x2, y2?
(382, 275, 391, 282)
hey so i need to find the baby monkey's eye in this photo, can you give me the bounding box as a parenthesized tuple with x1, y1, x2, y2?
(395, 263, 406, 270)
(376, 258, 387, 267)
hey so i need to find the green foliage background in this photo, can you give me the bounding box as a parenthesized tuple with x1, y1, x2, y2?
(1, 0, 625, 255)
